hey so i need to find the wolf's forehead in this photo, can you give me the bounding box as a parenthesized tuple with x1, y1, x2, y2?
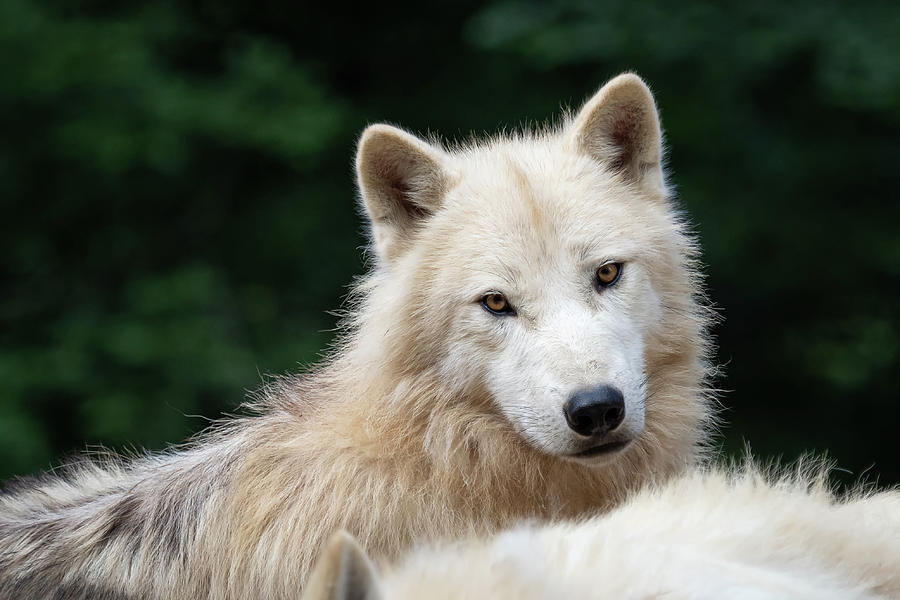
(451, 143, 589, 201)
(432, 152, 646, 291)
(445, 147, 639, 247)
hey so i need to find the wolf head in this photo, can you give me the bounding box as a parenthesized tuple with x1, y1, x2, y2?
(351, 74, 708, 466)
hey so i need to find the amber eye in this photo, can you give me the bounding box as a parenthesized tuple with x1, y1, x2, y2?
(481, 292, 514, 315)
(595, 262, 623, 288)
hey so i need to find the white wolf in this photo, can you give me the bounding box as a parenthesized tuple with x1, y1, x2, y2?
(304, 464, 900, 600)
(0, 74, 714, 598)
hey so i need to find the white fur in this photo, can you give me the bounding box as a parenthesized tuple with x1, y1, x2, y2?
(306, 464, 900, 599)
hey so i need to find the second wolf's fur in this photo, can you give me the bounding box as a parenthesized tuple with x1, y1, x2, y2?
(0, 74, 714, 598)
(305, 464, 900, 600)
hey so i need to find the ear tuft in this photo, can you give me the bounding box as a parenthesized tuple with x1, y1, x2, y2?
(569, 73, 665, 191)
(356, 124, 450, 261)
(302, 531, 381, 600)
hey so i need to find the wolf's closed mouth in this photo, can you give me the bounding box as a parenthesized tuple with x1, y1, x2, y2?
(573, 440, 630, 457)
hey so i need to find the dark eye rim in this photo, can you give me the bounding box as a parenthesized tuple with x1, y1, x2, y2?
(594, 261, 624, 290)
(480, 292, 517, 316)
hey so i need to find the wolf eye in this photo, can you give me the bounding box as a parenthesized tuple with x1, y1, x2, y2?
(595, 262, 623, 289)
(481, 292, 515, 316)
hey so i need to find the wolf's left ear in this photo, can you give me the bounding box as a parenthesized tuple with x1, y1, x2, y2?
(301, 531, 382, 600)
(356, 124, 451, 261)
(568, 73, 665, 192)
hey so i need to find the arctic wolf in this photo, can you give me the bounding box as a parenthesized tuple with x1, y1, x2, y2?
(0, 73, 713, 598)
(305, 464, 900, 600)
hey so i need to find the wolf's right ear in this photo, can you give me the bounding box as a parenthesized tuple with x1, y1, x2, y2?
(356, 124, 451, 261)
(302, 531, 382, 600)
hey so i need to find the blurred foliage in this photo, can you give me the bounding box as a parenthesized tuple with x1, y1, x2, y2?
(1, 0, 898, 484)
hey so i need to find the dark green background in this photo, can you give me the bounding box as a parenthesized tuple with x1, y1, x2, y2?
(2, 0, 898, 484)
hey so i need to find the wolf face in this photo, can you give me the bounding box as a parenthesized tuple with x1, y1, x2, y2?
(356, 75, 691, 465)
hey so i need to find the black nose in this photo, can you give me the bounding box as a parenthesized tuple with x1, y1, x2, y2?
(563, 385, 625, 436)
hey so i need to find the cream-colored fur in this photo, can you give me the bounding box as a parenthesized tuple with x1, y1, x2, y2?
(305, 464, 900, 600)
(0, 74, 714, 598)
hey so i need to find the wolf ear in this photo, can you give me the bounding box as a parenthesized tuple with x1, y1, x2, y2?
(302, 531, 382, 600)
(356, 124, 451, 261)
(568, 73, 665, 192)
